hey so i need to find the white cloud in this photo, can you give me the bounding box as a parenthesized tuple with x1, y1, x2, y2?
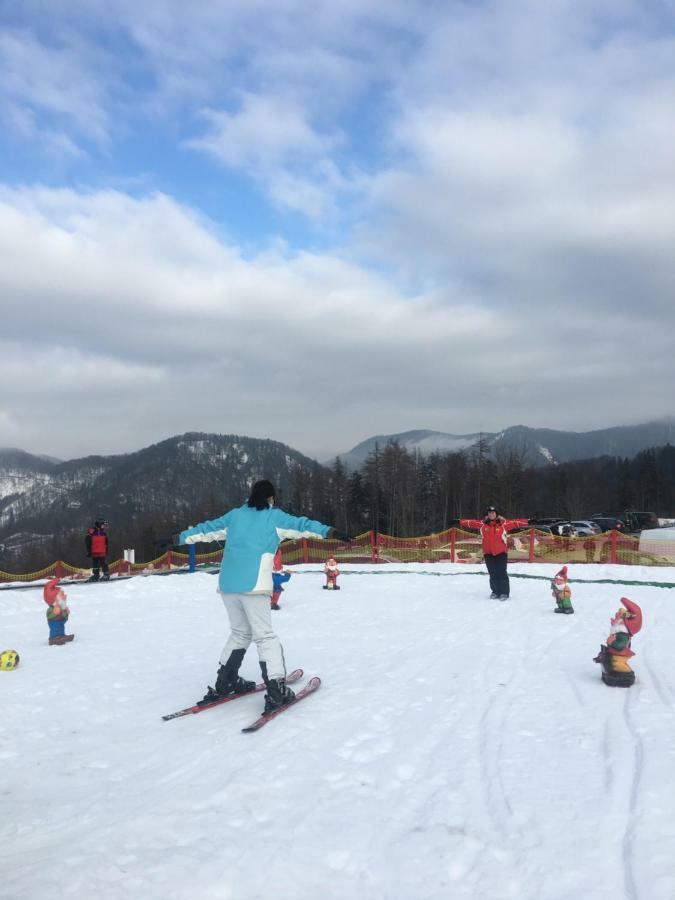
(0, 183, 673, 462)
(1, 2, 675, 458)
(356, 2, 675, 320)
(0, 28, 111, 149)
(186, 93, 348, 219)
(0, 186, 483, 457)
(188, 93, 335, 171)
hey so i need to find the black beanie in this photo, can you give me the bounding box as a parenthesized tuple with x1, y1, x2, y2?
(247, 480, 276, 510)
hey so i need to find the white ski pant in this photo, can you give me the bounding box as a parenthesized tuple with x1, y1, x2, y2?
(218, 592, 286, 681)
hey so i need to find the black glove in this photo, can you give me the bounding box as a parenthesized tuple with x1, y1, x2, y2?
(448, 518, 460, 526)
(329, 528, 352, 543)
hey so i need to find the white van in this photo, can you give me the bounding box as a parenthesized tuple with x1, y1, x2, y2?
(638, 527, 675, 564)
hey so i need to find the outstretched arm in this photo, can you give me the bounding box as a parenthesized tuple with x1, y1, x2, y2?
(272, 509, 332, 541)
(502, 518, 529, 531)
(179, 511, 233, 544)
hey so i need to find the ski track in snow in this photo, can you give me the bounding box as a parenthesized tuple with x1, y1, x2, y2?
(1, 563, 675, 900)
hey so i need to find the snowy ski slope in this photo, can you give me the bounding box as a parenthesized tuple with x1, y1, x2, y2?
(2, 563, 675, 900)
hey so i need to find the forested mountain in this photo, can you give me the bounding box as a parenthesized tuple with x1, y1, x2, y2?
(334, 430, 483, 470)
(335, 418, 675, 469)
(315, 440, 675, 539)
(2, 428, 674, 574)
(0, 434, 321, 571)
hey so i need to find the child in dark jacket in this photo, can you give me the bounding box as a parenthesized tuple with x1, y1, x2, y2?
(44, 576, 75, 645)
(85, 520, 109, 582)
(271, 550, 291, 610)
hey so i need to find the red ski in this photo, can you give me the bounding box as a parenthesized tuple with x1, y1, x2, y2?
(162, 668, 304, 721)
(242, 676, 321, 733)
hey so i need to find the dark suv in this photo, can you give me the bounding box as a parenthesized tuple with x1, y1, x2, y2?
(591, 516, 627, 533)
(627, 511, 659, 530)
(592, 511, 658, 533)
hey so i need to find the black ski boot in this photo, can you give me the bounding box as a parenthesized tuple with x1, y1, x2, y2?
(231, 675, 256, 694)
(197, 649, 255, 705)
(197, 673, 255, 706)
(197, 686, 222, 706)
(263, 678, 295, 715)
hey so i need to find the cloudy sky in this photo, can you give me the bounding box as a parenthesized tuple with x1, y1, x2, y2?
(1, 0, 674, 462)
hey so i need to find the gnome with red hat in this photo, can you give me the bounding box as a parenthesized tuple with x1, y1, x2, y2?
(323, 557, 340, 590)
(271, 549, 291, 610)
(593, 598, 642, 687)
(551, 566, 573, 614)
(43, 576, 75, 646)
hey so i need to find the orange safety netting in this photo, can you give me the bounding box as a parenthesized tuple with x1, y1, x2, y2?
(2, 529, 674, 585)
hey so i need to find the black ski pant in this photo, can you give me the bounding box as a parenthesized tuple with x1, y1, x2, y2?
(484, 552, 509, 597)
(91, 556, 109, 579)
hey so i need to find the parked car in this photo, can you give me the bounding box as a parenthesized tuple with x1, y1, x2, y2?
(626, 511, 659, 531)
(570, 520, 602, 536)
(590, 516, 627, 533)
(592, 512, 658, 533)
(547, 522, 577, 537)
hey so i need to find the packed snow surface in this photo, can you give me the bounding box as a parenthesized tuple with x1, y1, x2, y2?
(2, 563, 675, 900)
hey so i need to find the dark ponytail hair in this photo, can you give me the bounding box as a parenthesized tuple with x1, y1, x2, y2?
(247, 479, 276, 511)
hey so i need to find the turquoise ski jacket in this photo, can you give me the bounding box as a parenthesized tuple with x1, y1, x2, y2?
(179, 505, 331, 595)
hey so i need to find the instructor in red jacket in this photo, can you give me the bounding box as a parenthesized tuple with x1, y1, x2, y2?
(459, 507, 528, 600)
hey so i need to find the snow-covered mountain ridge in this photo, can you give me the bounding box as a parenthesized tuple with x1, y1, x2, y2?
(0, 433, 318, 563)
(333, 418, 675, 469)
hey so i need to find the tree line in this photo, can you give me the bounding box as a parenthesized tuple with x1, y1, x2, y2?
(285, 441, 675, 538)
(3, 442, 674, 574)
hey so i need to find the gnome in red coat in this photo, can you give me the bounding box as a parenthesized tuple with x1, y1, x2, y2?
(593, 598, 642, 687)
(323, 557, 340, 590)
(44, 576, 75, 646)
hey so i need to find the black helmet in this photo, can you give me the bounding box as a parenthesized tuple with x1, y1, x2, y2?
(485, 506, 497, 514)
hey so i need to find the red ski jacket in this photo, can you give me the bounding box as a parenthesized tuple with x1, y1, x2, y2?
(459, 517, 529, 556)
(86, 529, 108, 557)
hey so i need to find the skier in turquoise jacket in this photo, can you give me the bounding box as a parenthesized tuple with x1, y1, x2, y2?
(177, 479, 350, 714)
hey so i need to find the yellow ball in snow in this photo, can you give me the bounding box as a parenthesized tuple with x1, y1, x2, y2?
(0, 649, 20, 670)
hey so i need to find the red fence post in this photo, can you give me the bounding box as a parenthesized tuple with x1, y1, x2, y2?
(302, 538, 308, 563)
(450, 528, 456, 563)
(528, 528, 535, 563)
(370, 530, 378, 563)
(610, 529, 618, 564)
(55, 560, 64, 579)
